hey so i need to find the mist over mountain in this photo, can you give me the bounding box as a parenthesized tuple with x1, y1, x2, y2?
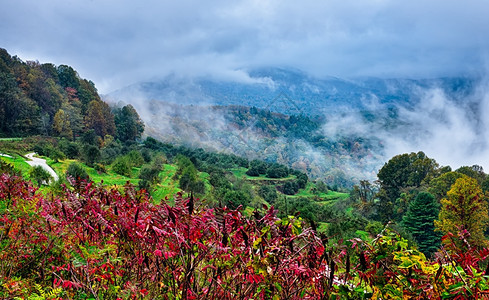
(107, 67, 479, 115)
(105, 67, 487, 186)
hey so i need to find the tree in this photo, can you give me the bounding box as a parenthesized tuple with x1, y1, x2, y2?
(114, 104, 144, 142)
(249, 160, 267, 174)
(138, 164, 162, 191)
(435, 177, 488, 247)
(266, 164, 289, 178)
(57, 65, 79, 89)
(378, 152, 439, 198)
(81, 129, 99, 146)
(29, 165, 52, 187)
(179, 171, 205, 195)
(402, 192, 441, 257)
(455, 165, 487, 186)
(52, 109, 73, 139)
(61, 103, 83, 140)
(66, 162, 89, 184)
(428, 171, 467, 201)
(223, 190, 248, 209)
(81, 144, 100, 166)
(376, 152, 440, 222)
(245, 167, 260, 177)
(126, 150, 144, 168)
(48, 148, 66, 163)
(282, 181, 299, 195)
(0, 72, 39, 136)
(85, 100, 108, 137)
(101, 101, 116, 137)
(77, 79, 101, 113)
(258, 185, 278, 204)
(112, 156, 131, 177)
(296, 173, 308, 189)
(351, 180, 377, 216)
(176, 155, 205, 195)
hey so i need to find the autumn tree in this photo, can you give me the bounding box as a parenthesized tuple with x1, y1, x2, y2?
(61, 103, 83, 141)
(85, 100, 116, 138)
(52, 109, 73, 139)
(435, 177, 488, 247)
(101, 101, 116, 136)
(85, 100, 105, 137)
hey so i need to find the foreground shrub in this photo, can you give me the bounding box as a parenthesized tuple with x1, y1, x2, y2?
(1, 174, 489, 299)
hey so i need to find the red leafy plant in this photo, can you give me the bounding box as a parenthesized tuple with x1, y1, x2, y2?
(2, 173, 489, 299)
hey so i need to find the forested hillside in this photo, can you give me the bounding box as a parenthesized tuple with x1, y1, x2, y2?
(0, 48, 143, 143)
(137, 101, 382, 188)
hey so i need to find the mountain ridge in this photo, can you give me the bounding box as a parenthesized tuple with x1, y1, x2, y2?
(106, 67, 480, 116)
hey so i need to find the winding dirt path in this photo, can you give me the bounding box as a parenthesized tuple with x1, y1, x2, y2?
(25, 152, 59, 182)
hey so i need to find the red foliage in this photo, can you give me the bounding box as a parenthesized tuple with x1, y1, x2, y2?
(2, 173, 489, 299)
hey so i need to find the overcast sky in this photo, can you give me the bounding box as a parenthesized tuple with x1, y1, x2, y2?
(2, 0, 489, 93)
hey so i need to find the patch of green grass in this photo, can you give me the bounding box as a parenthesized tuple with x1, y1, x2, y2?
(323, 191, 349, 201)
(0, 154, 32, 175)
(0, 137, 23, 141)
(48, 159, 139, 187)
(291, 182, 349, 202)
(47, 159, 184, 203)
(152, 164, 181, 203)
(229, 167, 296, 181)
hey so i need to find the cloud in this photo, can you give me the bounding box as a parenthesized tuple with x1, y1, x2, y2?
(1, 0, 489, 93)
(322, 79, 489, 172)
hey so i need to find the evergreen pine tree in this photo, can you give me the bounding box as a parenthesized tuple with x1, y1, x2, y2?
(402, 192, 441, 256)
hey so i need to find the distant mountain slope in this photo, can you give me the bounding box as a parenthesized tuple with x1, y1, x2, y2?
(105, 100, 383, 187)
(105, 67, 484, 186)
(106, 67, 479, 116)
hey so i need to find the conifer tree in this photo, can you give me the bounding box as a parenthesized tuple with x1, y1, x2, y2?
(402, 192, 441, 256)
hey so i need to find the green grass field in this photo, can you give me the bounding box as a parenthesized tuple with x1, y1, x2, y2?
(2, 154, 186, 202)
(151, 164, 182, 203)
(47, 158, 140, 187)
(0, 154, 32, 175)
(288, 182, 349, 202)
(230, 167, 296, 181)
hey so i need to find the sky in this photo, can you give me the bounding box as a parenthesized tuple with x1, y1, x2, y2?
(2, 0, 489, 94)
